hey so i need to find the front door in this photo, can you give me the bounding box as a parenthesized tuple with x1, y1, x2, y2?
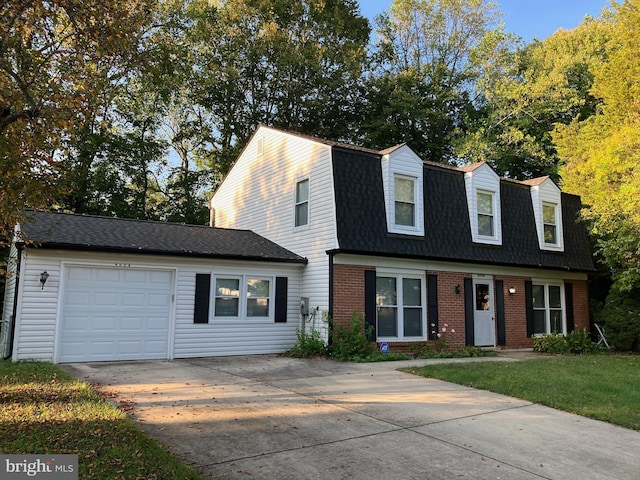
(473, 277, 495, 346)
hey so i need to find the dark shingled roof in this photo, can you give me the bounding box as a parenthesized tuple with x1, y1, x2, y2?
(331, 147, 594, 272)
(18, 211, 307, 264)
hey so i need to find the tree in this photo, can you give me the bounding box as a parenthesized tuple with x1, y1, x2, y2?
(459, 15, 611, 179)
(183, 0, 371, 172)
(357, 0, 502, 162)
(0, 0, 157, 234)
(555, 0, 640, 292)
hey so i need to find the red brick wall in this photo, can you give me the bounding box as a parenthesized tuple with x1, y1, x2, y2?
(331, 263, 589, 352)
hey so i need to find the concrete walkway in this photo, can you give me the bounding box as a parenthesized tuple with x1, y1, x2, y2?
(62, 354, 640, 479)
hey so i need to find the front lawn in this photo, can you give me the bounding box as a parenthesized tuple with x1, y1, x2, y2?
(0, 360, 200, 479)
(404, 354, 640, 430)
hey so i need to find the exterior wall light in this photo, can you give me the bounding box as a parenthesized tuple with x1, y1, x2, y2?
(40, 271, 50, 289)
(454, 284, 461, 295)
(508, 287, 516, 295)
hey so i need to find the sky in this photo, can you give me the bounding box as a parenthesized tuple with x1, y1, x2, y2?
(358, 0, 614, 42)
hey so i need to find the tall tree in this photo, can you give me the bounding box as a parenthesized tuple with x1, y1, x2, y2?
(183, 0, 371, 172)
(0, 0, 157, 233)
(459, 15, 611, 179)
(357, 0, 502, 162)
(555, 0, 640, 292)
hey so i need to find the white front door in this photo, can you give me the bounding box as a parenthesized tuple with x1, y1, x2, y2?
(473, 277, 495, 346)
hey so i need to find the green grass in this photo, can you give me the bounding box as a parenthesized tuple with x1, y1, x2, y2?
(0, 360, 200, 479)
(404, 355, 640, 430)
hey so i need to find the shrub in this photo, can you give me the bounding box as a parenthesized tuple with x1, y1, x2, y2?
(330, 311, 375, 360)
(565, 329, 597, 354)
(533, 333, 569, 354)
(289, 328, 326, 358)
(598, 288, 640, 351)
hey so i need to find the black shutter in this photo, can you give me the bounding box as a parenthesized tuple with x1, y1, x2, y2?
(464, 277, 474, 346)
(565, 282, 574, 333)
(364, 270, 377, 340)
(427, 274, 439, 340)
(193, 274, 211, 324)
(525, 280, 534, 337)
(495, 280, 506, 346)
(274, 277, 288, 322)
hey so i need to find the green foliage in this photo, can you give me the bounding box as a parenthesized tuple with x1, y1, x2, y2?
(533, 330, 600, 354)
(412, 343, 493, 359)
(329, 311, 375, 360)
(598, 288, 640, 351)
(289, 328, 327, 358)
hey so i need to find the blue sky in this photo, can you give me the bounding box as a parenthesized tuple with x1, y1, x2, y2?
(358, 0, 614, 41)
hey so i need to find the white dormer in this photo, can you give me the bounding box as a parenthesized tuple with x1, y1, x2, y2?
(524, 177, 564, 252)
(462, 162, 502, 246)
(380, 144, 424, 236)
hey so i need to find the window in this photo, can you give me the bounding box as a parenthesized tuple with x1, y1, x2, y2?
(246, 278, 270, 317)
(543, 202, 557, 245)
(295, 178, 309, 227)
(376, 274, 425, 340)
(213, 276, 273, 319)
(532, 283, 564, 334)
(394, 175, 416, 227)
(477, 191, 494, 237)
(214, 278, 240, 317)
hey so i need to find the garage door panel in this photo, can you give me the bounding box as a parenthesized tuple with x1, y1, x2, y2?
(59, 267, 172, 363)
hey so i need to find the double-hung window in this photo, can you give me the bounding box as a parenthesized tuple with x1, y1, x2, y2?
(214, 276, 272, 319)
(295, 178, 309, 227)
(376, 273, 425, 340)
(532, 283, 564, 334)
(477, 190, 495, 237)
(394, 174, 416, 227)
(543, 202, 558, 245)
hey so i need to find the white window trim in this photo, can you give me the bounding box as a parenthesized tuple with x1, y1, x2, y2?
(529, 182, 564, 252)
(293, 177, 310, 230)
(392, 173, 419, 231)
(531, 280, 566, 336)
(375, 270, 427, 342)
(475, 189, 498, 241)
(542, 201, 560, 247)
(212, 274, 275, 321)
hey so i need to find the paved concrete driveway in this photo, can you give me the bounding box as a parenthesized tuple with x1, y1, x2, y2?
(63, 355, 640, 479)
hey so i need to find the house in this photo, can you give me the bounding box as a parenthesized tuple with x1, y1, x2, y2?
(211, 125, 594, 352)
(1, 211, 306, 363)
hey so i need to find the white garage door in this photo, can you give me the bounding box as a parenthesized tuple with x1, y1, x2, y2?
(58, 266, 173, 363)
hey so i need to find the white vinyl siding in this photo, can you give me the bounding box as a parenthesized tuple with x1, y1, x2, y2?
(0, 245, 20, 358)
(9, 249, 303, 362)
(211, 126, 337, 341)
(381, 145, 425, 236)
(529, 178, 564, 252)
(464, 163, 502, 245)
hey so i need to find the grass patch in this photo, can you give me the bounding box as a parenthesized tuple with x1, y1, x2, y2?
(403, 355, 640, 430)
(0, 360, 200, 479)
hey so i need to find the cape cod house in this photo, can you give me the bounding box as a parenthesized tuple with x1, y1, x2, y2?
(1, 125, 594, 362)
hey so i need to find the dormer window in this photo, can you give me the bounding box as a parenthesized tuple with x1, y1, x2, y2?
(477, 191, 495, 237)
(463, 162, 502, 246)
(543, 202, 558, 245)
(525, 177, 564, 252)
(394, 174, 416, 227)
(380, 145, 424, 236)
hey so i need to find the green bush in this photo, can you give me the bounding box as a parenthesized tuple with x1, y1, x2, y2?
(533, 330, 601, 354)
(599, 288, 640, 351)
(533, 332, 570, 354)
(330, 311, 375, 360)
(289, 328, 326, 358)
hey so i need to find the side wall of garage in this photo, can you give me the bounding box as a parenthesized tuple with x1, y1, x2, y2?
(12, 249, 304, 363)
